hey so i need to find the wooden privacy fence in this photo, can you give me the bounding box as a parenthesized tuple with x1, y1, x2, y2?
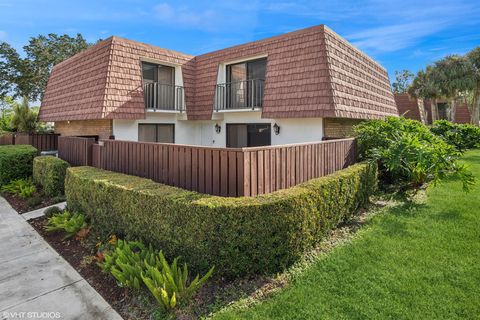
(0, 133, 14, 145)
(60, 137, 357, 197)
(58, 136, 96, 166)
(14, 133, 59, 152)
(0, 133, 59, 152)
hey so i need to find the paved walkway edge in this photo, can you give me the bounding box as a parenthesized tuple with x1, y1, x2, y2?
(0, 196, 122, 319)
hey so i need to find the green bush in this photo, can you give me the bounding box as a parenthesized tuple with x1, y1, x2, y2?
(33, 156, 70, 196)
(355, 117, 475, 190)
(66, 162, 377, 278)
(0, 145, 37, 185)
(430, 120, 480, 151)
(1, 178, 36, 198)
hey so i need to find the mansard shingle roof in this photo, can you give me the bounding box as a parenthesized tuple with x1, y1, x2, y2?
(39, 25, 398, 122)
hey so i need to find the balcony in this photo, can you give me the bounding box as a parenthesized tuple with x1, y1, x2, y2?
(214, 79, 265, 111)
(144, 83, 185, 112)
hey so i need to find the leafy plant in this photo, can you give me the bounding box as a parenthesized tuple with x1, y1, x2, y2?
(430, 120, 480, 151)
(1, 178, 36, 198)
(141, 252, 214, 311)
(355, 117, 475, 191)
(44, 210, 87, 240)
(99, 239, 158, 289)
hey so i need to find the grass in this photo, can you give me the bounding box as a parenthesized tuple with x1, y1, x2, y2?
(213, 150, 480, 320)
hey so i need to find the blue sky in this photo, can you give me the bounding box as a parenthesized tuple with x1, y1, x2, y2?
(1, 0, 479, 81)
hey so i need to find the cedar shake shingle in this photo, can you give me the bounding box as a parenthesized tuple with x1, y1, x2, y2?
(40, 25, 398, 122)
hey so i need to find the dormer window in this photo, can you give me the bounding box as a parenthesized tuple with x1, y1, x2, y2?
(215, 58, 267, 111)
(142, 62, 184, 111)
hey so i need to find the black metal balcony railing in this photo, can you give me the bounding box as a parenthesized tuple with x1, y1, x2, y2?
(214, 79, 265, 111)
(144, 83, 185, 111)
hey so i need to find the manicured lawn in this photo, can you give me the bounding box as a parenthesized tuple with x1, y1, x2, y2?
(214, 150, 480, 320)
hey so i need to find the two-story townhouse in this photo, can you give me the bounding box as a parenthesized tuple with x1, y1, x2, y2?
(39, 25, 398, 146)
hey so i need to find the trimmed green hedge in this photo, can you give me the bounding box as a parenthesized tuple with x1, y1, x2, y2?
(0, 145, 37, 186)
(66, 162, 377, 277)
(33, 156, 70, 196)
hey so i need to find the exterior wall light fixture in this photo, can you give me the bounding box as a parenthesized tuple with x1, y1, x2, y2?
(215, 123, 221, 134)
(273, 123, 280, 135)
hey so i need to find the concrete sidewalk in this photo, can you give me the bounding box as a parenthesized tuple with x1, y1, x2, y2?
(0, 196, 122, 320)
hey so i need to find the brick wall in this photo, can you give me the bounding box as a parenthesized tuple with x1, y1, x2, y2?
(323, 118, 362, 139)
(55, 120, 113, 140)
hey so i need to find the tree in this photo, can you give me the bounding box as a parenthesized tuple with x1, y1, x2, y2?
(11, 96, 37, 133)
(392, 69, 414, 94)
(0, 33, 91, 101)
(408, 66, 442, 122)
(431, 55, 475, 122)
(0, 96, 14, 132)
(467, 47, 480, 125)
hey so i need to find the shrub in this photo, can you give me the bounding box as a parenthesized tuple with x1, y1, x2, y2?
(27, 196, 42, 207)
(1, 178, 36, 198)
(44, 210, 88, 240)
(44, 206, 63, 218)
(0, 145, 37, 185)
(430, 120, 480, 151)
(66, 162, 377, 277)
(355, 117, 475, 190)
(33, 156, 70, 196)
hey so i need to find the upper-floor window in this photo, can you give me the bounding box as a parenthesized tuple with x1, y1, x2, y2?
(142, 62, 175, 85)
(215, 58, 267, 111)
(142, 62, 184, 111)
(226, 58, 267, 84)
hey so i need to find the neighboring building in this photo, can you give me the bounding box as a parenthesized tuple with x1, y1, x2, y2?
(394, 93, 427, 123)
(39, 25, 398, 147)
(396, 93, 473, 125)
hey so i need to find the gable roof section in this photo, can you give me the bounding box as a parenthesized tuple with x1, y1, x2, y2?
(40, 25, 398, 122)
(324, 27, 398, 119)
(40, 37, 194, 121)
(39, 38, 112, 121)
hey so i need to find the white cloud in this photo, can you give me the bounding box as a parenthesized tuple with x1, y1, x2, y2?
(153, 2, 259, 32)
(0, 30, 7, 40)
(346, 21, 448, 52)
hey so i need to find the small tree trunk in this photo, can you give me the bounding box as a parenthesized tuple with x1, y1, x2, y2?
(472, 90, 480, 126)
(449, 99, 456, 122)
(431, 99, 439, 122)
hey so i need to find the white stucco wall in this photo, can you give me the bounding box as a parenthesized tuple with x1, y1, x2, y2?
(113, 110, 324, 147)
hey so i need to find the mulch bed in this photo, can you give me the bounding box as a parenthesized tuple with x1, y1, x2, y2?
(1, 189, 62, 214)
(28, 216, 272, 320)
(29, 217, 156, 320)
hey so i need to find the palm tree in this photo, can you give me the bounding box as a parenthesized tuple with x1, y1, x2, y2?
(11, 96, 37, 133)
(431, 55, 475, 122)
(408, 66, 442, 122)
(467, 47, 480, 125)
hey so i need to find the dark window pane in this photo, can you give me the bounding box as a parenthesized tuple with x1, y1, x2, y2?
(247, 59, 266, 80)
(142, 63, 157, 83)
(157, 124, 174, 143)
(227, 123, 271, 148)
(138, 124, 157, 142)
(227, 124, 248, 148)
(247, 124, 271, 147)
(138, 124, 175, 143)
(158, 65, 175, 85)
